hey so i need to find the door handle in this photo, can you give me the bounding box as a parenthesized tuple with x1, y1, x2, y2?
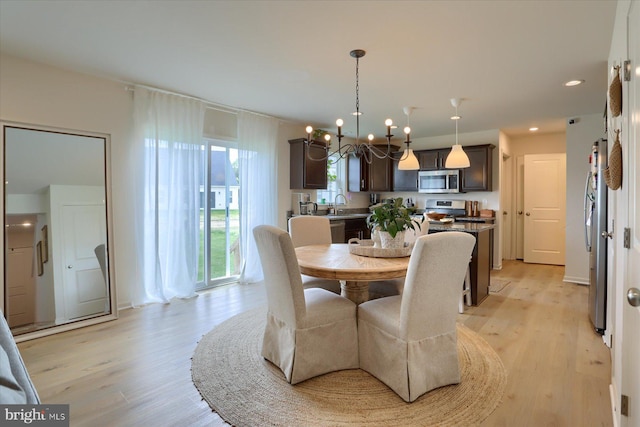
(518, 211, 523, 215)
(601, 231, 613, 239)
(67, 265, 73, 269)
(627, 288, 640, 307)
(525, 212, 531, 216)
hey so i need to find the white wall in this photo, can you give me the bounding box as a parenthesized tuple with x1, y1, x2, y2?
(564, 113, 605, 284)
(607, 0, 632, 419)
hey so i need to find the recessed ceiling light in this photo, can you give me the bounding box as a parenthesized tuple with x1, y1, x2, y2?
(529, 127, 539, 132)
(564, 79, 585, 87)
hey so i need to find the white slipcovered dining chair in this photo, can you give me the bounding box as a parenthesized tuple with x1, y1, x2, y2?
(288, 216, 341, 294)
(358, 231, 476, 402)
(253, 225, 359, 384)
(368, 219, 429, 299)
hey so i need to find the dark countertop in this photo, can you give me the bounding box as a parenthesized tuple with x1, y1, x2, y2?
(428, 222, 495, 234)
(290, 211, 371, 221)
(455, 216, 495, 223)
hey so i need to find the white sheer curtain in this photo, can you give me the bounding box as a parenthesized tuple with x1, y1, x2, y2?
(131, 87, 205, 305)
(237, 111, 279, 283)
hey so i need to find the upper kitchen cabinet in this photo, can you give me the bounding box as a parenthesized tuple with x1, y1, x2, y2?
(418, 149, 451, 170)
(392, 151, 418, 191)
(347, 145, 399, 192)
(289, 138, 328, 189)
(461, 144, 495, 192)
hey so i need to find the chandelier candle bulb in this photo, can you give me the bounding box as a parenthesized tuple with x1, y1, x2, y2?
(386, 119, 393, 138)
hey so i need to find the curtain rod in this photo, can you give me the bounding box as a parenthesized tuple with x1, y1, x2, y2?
(124, 83, 279, 120)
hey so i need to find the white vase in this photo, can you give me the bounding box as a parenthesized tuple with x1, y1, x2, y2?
(372, 228, 381, 247)
(379, 230, 405, 249)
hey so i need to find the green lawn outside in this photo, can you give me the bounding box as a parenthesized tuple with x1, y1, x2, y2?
(198, 209, 240, 282)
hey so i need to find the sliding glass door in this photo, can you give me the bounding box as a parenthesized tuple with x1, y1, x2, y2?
(197, 140, 240, 289)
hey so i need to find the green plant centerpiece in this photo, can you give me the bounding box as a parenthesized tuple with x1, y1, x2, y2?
(367, 197, 422, 249)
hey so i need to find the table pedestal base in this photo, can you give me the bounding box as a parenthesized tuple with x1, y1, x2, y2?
(341, 280, 370, 305)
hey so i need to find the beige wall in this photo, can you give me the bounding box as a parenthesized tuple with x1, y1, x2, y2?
(0, 53, 299, 307)
(0, 53, 136, 306)
(564, 114, 604, 284)
(508, 131, 566, 157)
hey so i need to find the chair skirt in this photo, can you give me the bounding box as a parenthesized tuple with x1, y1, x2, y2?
(358, 298, 460, 402)
(262, 289, 358, 384)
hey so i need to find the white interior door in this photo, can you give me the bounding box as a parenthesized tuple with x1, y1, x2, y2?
(62, 204, 107, 320)
(621, 4, 640, 425)
(501, 152, 513, 260)
(516, 156, 525, 259)
(523, 153, 566, 265)
(6, 247, 35, 327)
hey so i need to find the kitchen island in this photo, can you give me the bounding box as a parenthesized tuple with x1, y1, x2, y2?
(428, 221, 495, 306)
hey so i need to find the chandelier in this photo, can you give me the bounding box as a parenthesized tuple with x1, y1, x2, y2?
(305, 49, 419, 170)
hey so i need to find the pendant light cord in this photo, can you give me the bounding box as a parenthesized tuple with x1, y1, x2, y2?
(355, 56, 360, 144)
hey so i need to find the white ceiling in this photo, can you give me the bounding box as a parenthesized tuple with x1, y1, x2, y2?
(0, 1, 617, 140)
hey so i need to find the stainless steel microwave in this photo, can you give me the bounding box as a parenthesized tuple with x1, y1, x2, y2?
(418, 170, 461, 193)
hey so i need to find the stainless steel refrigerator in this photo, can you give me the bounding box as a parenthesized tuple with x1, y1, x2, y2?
(584, 138, 607, 335)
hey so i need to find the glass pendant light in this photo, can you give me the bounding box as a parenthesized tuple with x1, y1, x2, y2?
(445, 98, 470, 169)
(398, 107, 419, 170)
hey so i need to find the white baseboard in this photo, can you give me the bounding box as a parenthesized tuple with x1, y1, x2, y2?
(602, 331, 612, 348)
(562, 275, 589, 285)
(609, 383, 619, 427)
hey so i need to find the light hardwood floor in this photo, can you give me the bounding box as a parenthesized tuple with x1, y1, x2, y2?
(17, 260, 612, 426)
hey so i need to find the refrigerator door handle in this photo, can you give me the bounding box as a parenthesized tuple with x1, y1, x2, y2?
(584, 171, 592, 252)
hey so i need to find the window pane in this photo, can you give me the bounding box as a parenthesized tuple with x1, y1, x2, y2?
(317, 154, 344, 204)
(197, 143, 240, 290)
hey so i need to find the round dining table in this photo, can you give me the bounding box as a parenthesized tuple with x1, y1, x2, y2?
(294, 243, 411, 304)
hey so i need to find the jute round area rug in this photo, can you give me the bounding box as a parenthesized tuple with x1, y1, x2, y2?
(192, 307, 506, 427)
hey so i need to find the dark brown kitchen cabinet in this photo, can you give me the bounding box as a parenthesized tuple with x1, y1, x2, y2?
(343, 218, 370, 241)
(461, 144, 495, 192)
(418, 149, 451, 170)
(347, 145, 398, 192)
(289, 138, 328, 189)
(392, 151, 418, 191)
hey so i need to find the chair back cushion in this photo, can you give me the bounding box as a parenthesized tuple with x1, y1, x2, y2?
(400, 232, 475, 340)
(253, 225, 306, 324)
(404, 218, 429, 245)
(288, 216, 332, 247)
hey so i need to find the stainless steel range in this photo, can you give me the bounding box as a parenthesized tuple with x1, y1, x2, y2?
(424, 199, 467, 218)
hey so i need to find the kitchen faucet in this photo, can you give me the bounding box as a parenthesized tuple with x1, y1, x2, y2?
(334, 193, 348, 214)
